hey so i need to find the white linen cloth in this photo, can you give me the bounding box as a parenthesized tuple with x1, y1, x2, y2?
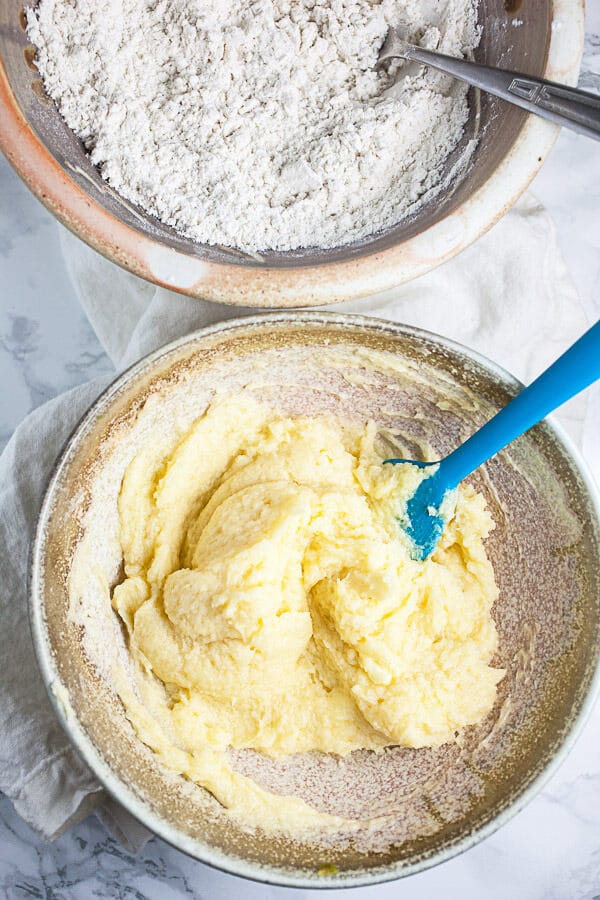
(0, 194, 596, 850)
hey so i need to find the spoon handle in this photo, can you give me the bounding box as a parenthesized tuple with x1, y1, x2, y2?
(441, 320, 600, 488)
(397, 45, 600, 142)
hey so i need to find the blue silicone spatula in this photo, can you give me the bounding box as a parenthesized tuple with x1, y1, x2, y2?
(385, 320, 600, 561)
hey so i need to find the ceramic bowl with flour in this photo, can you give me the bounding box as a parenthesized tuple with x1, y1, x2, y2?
(31, 314, 600, 888)
(0, 0, 585, 306)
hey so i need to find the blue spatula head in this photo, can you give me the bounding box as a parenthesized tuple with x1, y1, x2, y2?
(384, 324, 600, 558)
(384, 459, 454, 561)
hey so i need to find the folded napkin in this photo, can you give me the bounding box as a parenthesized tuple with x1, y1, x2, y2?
(0, 194, 595, 850)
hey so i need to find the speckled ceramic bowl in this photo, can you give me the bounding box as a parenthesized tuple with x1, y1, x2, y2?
(0, 1, 585, 306)
(30, 313, 600, 889)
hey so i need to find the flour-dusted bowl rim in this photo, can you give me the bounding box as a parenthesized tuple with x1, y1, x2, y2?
(30, 312, 600, 888)
(0, 0, 585, 307)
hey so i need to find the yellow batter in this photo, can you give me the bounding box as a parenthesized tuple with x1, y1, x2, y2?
(112, 396, 503, 829)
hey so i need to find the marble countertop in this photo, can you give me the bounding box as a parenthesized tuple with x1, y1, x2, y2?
(1, 9, 600, 898)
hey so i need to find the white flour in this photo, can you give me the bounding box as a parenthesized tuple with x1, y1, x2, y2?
(28, 0, 479, 253)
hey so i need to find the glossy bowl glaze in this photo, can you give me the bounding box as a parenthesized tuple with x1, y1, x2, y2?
(0, 1, 585, 307)
(30, 313, 600, 888)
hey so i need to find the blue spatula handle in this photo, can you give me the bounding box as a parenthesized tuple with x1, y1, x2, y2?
(440, 320, 600, 489)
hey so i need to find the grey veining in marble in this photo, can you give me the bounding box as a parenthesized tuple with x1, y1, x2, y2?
(1, 5, 599, 897)
(0, 165, 112, 454)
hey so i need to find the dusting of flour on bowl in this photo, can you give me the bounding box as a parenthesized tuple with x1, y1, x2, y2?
(27, 0, 479, 253)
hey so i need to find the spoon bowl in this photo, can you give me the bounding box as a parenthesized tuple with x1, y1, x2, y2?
(378, 28, 600, 141)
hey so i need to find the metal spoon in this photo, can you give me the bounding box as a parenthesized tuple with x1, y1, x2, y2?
(378, 29, 600, 141)
(385, 320, 600, 561)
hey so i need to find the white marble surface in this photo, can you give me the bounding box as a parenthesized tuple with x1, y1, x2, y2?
(1, 8, 600, 897)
